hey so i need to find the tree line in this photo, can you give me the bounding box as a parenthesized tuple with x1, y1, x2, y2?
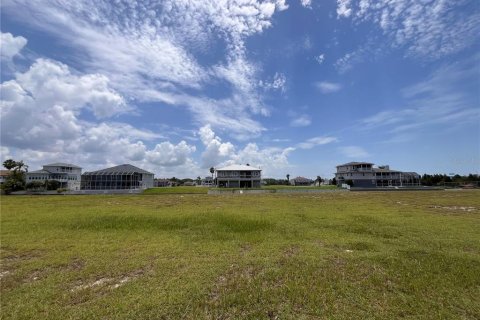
(420, 173, 479, 186)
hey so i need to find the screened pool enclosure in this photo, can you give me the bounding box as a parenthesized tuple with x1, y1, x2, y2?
(81, 164, 154, 190)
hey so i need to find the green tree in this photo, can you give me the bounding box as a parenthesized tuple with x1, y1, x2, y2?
(26, 181, 45, 190)
(1, 159, 28, 194)
(45, 180, 61, 190)
(332, 177, 337, 186)
(3, 159, 17, 170)
(286, 174, 290, 185)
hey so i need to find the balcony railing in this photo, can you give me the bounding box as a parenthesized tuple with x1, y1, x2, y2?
(217, 175, 259, 179)
(337, 168, 372, 173)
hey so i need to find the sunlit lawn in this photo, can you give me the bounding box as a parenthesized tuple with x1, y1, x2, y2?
(1, 190, 479, 319)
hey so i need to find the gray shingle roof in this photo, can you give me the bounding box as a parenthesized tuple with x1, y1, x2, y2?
(292, 176, 313, 182)
(43, 162, 82, 168)
(83, 164, 153, 175)
(27, 169, 51, 174)
(336, 162, 374, 167)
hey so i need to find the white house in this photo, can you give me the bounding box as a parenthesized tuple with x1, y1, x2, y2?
(26, 163, 82, 190)
(214, 164, 262, 188)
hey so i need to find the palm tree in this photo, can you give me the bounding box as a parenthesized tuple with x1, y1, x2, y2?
(3, 159, 16, 170)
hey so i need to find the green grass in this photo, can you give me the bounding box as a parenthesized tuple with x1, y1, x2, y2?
(1, 191, 479, 319)
(262, 184, 338, 190)
(143, 185, 337, 195)
(143, 186, 209, 194)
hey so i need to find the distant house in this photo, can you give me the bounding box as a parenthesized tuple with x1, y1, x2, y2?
(26, 163, 82, 190)
(0, 170, 11, 185)
(214, 164, 261, 188)
(81, 164, 154, 190)
(290, 176, 313, 186)
(335, 162, 420, 188)
(154, 179, 172, 187)
(201, 176, 214, 186)
(183, 181, 196, 186)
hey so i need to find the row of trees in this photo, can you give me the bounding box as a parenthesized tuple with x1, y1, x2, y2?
(420, 174, 479, 186)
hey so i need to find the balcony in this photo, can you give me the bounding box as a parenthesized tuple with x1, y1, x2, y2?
(218, 175, 260, 179)
(337, 168, 372, 173)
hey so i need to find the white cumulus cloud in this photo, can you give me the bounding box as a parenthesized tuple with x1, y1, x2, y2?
(197, 125, 295, 177)
(0, 56, 199, 174)
(146, 141, 196, 167)
(0, 32, 27, 60)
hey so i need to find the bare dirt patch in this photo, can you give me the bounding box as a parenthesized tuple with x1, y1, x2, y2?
(208, 264, 264, 305)
(0, 270, 11, 279)
(70, 267, 148, 293)
(429, 205, 477, 213)
(282, 245, 300, 258)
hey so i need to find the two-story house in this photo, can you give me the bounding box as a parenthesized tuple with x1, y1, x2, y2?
(26, 163, 82, 190)
(335, 162, 420, 187)
(214, 164, 261, 188)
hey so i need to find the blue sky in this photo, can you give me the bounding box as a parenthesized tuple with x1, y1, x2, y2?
(1, 0, 479, 178)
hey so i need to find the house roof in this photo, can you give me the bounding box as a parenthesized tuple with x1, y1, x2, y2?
(83, 164, 154, 175)
(336, 162, 374, 167)
(43, 162, 81, 168)
(292, 176, 313, 182)
(215, 164, 261, 171)
(402, 172, 420, 176)
(0, 170, 11, 177)
(28, 169, 51, 174)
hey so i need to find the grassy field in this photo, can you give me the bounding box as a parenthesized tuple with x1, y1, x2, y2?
(143, 185, 337, 194)
(262, 185, 337, 190)
(143, 186, 209, 194)
(1, 190, 479, 319)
